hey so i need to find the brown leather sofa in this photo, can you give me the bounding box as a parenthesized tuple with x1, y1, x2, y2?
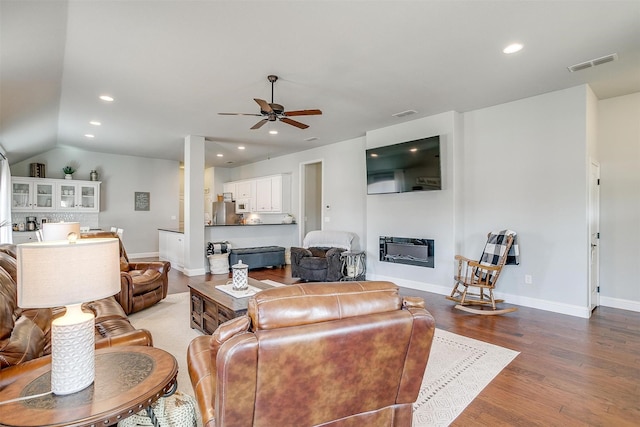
(187, 281, 436, 427)
(0, 243, 152, 377)
(81, 231, 171, 314)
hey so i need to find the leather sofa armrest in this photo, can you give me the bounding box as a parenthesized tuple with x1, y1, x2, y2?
(187, 336, 216, 427)
(118, 272, 134, 314)
(128, 261, 170, 274)
(95, 328, 153, 349)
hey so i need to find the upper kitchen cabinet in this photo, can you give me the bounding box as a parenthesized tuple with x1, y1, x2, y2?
(12, 178, 55, 211)
(254, 174, 291, 213)
(56, 182, 100, 212)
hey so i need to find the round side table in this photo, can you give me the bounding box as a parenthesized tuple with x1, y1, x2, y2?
(0, 346, 178, 427)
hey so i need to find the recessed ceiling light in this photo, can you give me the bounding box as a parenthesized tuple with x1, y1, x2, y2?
(216, 153, 223, 157)
(238, 146, 245, 150)
(410, 148, 418, 152)
(84, 134, 95, 138)
(503, 43, 523, 54)
(89, 121, 101, 126)
(99, 95, 114, 102)
(370, 153, 378, 158)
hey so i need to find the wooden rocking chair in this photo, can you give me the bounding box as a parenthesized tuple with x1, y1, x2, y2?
(447, 230, 519, 315)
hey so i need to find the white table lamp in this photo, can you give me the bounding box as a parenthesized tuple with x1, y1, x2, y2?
(17, 237, 120, 395)
(41, 221, 81, 241)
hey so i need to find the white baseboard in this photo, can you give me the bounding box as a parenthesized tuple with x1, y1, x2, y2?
(600, 296, 640, 313)
(183, 267, 206, 276)
(369, 273, 591, 318)
(128, 251, 159, 259)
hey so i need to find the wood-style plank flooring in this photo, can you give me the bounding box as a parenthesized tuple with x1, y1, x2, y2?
(166, 265, 640, 426)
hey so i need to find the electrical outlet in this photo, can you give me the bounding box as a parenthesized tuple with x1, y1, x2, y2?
(525, 275, 533, 285)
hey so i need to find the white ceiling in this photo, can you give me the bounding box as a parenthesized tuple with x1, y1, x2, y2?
(1, 1, 639, 168)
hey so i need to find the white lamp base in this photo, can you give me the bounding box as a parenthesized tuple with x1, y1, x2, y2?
(51, 304, 95, 395)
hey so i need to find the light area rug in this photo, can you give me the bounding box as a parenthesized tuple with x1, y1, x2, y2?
(128, 289, 519, 427)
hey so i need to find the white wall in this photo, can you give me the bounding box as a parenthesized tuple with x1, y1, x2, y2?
(365, 112, 462, 294)
(226, 137, 367, 250)
(11, 146, 180, 255)
(462, 86, 591, 316)
(597, 92, 640, 311)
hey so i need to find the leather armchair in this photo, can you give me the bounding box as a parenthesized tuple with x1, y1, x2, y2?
(81, 232, 170, 314)
(290, 230, 355, 281)
(187, 281, 436, 427)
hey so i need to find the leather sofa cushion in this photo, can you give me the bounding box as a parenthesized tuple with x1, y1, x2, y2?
(0, 313, 47, 368)
(249, 281, 402, 331)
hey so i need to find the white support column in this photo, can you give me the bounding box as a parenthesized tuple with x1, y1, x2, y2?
(183, 135, 206, 276)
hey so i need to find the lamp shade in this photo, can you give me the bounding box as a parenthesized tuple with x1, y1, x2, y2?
(42, 222, 81, 241)
(17, 238, 120, 308)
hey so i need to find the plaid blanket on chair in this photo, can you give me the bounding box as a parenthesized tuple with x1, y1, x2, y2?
(479, 229, 520, 266)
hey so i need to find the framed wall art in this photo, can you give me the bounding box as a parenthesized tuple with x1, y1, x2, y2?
(134, 192, 150, 211)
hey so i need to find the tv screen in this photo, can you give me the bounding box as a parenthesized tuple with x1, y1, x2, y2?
(366, 135, 441, 194)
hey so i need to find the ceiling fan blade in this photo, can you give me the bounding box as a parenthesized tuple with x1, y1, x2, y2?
(254, 98, 273, 113)
(251, 119, 268, 129)
(280, 117, 309, 129)
(283, 109, 322, 117)
(218, 112, 263, 116)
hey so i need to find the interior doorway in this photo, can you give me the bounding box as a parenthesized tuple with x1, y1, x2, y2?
(589, 160, 600, 312)
(300, 160, 323, 244)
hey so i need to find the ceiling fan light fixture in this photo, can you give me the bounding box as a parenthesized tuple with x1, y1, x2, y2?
(269, 129, 278, 135)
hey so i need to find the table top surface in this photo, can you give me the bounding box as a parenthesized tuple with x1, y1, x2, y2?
(188, 277, 273, 311)
(0, 346, 178, 427)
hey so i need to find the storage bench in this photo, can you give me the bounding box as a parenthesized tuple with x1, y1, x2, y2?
(229, 246, 286, 270)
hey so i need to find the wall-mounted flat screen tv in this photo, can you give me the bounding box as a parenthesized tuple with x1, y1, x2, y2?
(366, 135, 441, 195)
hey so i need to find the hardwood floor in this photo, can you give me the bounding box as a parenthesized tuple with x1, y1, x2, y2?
(167, 265, 640, 426)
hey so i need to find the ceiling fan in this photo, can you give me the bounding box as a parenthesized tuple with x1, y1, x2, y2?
(219, 75, 322, 130)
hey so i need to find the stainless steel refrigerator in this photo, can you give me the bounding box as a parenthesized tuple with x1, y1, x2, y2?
(212, 202, 239, 225)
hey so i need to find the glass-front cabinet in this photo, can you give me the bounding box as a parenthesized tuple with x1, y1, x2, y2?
(11, 178, 55, 211)
(56, 182, 100, 212)
(11, 177, 100, 213)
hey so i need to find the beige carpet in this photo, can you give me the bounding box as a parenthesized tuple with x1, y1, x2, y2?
(129, 290, 519, 427)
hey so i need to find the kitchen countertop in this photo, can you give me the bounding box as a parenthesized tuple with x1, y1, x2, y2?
(158, 223, 296, 234)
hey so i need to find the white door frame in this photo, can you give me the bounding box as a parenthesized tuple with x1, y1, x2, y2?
(588, 159, 600, 313)
(298, 159, 324, 245)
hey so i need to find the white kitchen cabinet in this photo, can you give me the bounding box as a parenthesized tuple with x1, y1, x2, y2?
(12, 177, 100, 212)
(235, 180, 254, 199)
(254, 174, 290, 213)
(159, 230, 184, 272)
(12, 231, 38, 244)
(11, 178, 55, 211)
(224, 174, 290, 213)
(222, 182, 235, 199)
(56, 182, 100, 212)
(223, 180, 253, 201)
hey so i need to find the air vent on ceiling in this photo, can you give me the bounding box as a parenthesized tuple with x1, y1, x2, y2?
(568, 53, 618, 72)
(392, 110, 417, 118)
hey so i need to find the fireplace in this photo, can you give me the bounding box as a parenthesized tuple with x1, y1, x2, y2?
(379, 236, 434, 268)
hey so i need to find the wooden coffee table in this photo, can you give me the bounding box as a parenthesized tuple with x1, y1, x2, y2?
(0, 346, 178, 427)
(189, 277, 273, 335)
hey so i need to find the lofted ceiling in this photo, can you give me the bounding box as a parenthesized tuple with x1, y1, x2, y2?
(1, 0, 639, 168)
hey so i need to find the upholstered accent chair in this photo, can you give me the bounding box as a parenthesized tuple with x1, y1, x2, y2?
(187, 281, 436, 427)
(81, 231, 170, 314)
(290, 230, 355, 281)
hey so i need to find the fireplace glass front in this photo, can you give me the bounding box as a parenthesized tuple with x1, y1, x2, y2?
(379, 236, 434, 268)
